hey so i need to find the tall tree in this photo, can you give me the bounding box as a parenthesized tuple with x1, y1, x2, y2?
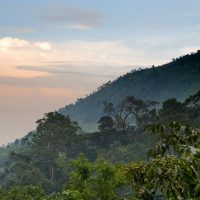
(104, 96, 157, 130)
(31, 112, 80, 181)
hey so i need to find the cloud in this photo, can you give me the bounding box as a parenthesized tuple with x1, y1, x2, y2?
(0, 37, 29, 51)
(16, 65, 118, 78)
(1, 36, 200, 82)
(0, 26, 34, 34)
(34, 42, 52, 51)
(0, 37, 141, 75)
(43, 6, 102, 29)
(0, 74, 109, 91)
(0, 37, 51, 52)
(66, 24, 94, 30)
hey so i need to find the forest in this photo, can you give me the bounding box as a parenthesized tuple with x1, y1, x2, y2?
(60, 51, 200, 132)
(0, 87, 199, 199)
(1, 0, 200, 198)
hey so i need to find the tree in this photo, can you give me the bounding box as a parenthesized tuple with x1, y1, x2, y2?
(184, 90, 200, 126)
(125, 123, 200, 200)
(98, 116, 114, 132)
(158, 98, 193, 125)
(0, 186, 45, 200)
(1, 122, 199, 200)
(104, 96, 157, 130)
(30, 112, 80, 181)
(184, 90, 200, 107)
(66, 154, 126, 200)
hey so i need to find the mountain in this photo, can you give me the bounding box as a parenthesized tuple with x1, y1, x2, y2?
(59, 50, 200, 131)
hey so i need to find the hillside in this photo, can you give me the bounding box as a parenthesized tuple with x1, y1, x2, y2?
(59, 50, 200, 131)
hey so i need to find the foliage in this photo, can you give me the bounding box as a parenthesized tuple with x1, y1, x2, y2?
(125, 123, 200, 199)
(0, 110, 154, 192)
(0, 122, 199, 200)
(0, 91, 200, 198)
(98, 116, 114, 132)
(146, 122, 200, 157)
(47, 190, 83, 200)
(0, 186, 45, 200)
(66, 154, 126, 200)
(103, 96, 157, 130)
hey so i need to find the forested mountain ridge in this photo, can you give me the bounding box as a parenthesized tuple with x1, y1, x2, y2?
(1, 87, 199, 199)
(59, 50, 200, 131)
(1, 53, 200, 198)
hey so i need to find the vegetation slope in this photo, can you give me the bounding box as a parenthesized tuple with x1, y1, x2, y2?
(60, 50, 200, 131)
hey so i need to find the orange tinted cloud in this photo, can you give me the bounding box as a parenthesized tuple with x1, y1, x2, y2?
(0, 37, 52, 77)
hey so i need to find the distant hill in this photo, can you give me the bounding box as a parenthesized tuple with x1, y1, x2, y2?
(59, 50, 200, 131)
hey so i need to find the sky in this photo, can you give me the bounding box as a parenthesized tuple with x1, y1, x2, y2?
(0, 0, 200, 145)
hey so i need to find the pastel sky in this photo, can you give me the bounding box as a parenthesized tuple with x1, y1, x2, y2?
(0, 0, 200, 145)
